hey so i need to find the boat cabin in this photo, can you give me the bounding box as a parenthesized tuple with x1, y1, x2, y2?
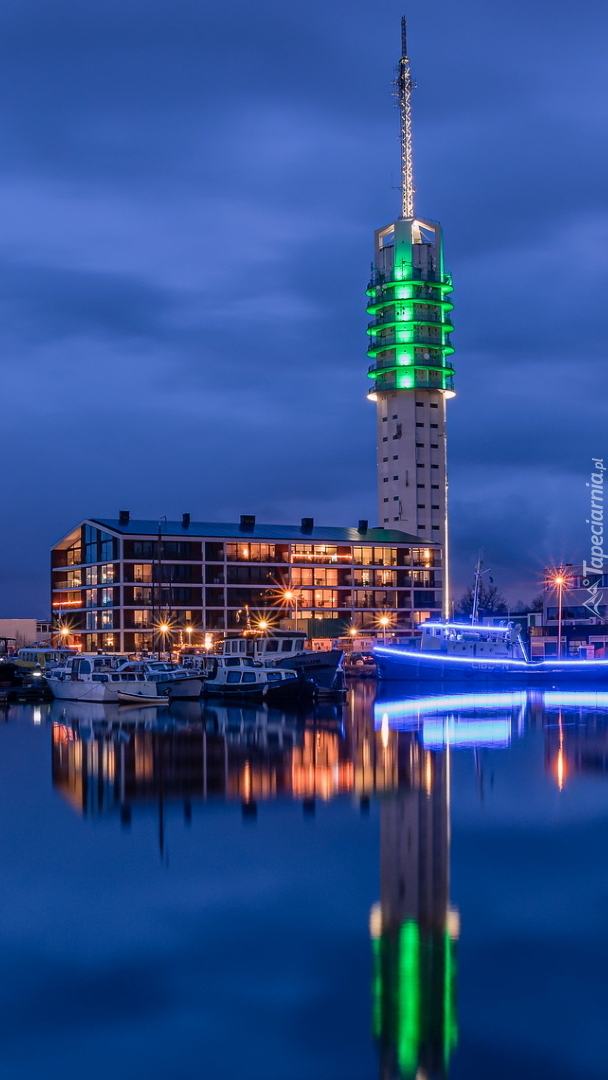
(217, 632, 307, 662)
(420, 622, 527, 660)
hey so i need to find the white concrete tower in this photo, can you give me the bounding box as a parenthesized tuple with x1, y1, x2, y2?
(366, 19, 455, 615)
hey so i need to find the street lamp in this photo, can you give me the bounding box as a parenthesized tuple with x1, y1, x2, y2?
(283, 590, 298, 632)
(379, 615, 390, 644)
(159, 622, 170, 659)
(548, 566, 571, 659)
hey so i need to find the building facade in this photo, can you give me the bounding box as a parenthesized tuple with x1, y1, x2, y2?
(51, 515, 442, 653)
(367, 23, 455, 617)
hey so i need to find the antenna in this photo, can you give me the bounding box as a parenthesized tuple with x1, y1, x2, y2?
(397, 15, 415, 219)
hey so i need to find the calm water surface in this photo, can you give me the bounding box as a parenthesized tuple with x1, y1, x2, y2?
(1, 685, 607, 1079)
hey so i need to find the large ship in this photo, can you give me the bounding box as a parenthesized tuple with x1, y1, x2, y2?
(374, 621, 608, 683)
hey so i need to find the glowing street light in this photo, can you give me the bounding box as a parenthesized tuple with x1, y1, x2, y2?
(379, 614, 390, 643)
(283, 589, 299, 632)
(547, 565, 572, 659)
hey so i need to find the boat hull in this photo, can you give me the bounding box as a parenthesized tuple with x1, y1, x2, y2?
(160, 677, 203, 700)
(46, 678, 160, 702)
(375, 649, 608, 684)
(276, 650, 343, 690)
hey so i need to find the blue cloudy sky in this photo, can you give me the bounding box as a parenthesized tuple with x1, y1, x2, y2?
(1, 0, 607, 614)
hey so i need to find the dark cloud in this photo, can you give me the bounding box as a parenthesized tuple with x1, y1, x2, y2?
(0, 0, 607, 611)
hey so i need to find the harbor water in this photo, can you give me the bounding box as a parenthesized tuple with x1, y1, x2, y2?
(1, 685, 607, 1078)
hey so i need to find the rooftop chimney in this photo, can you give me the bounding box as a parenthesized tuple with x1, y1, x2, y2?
(118, 510, 130, 525)
(239, 514, 256, 532)
(301, 517, 314, 534)
(358, 519, 368, 534)
(182, 513, 191, 529)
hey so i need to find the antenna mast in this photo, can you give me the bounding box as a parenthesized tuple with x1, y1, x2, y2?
(397, 16, 415, 219)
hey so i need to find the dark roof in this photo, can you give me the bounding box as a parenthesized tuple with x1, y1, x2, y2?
(88, 518, 434, 545)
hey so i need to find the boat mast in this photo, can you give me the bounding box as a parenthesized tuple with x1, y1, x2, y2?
(471, 554, 483, 625)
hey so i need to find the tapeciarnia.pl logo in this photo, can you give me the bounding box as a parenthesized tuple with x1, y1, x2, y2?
(583, 458, 605, 617)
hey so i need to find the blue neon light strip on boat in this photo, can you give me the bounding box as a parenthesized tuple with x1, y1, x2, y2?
(375, 646, 608, 668)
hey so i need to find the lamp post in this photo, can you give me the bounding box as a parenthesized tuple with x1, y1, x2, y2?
(379, 615, 390, 644)
(159, 623, 170, 660)
(553, 575, 565, 659)
(283, 590, 298, 632)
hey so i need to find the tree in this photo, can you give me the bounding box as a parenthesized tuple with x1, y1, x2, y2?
(455, 581, 508, 619)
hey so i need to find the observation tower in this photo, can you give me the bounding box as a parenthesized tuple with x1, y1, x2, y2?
(367, 19, 455, 614)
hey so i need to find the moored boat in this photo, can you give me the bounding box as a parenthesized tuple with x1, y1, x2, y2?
(375, 621, 608, 683)
(46, 654, 162, 702)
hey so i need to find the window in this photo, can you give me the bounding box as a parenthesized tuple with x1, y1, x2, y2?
(394, 517, 400, 521)
(383, 478, 388, 483)
(392, 414, 397, 419)
(417, 504, 426, 509)
(431, 443, 439, 449)
(430, 403, 438, 408)
(134, 586, 152, 603)
(393, 476, 398, 480)
(100, 564, 115, 584)
(382, 417, 387, 422)
(383, 457, 388, 462)
(226, 671, 241, 684)
(100, 588, 113, 607)
(431, 484, 439, 489)
(242, 672, 256, 683)
(85, 589, 97, 609)
(382, 437, 388, 442)
(85, 567, 98, 586)
(384, 518, 389, 522)
(432, 526, 440, 531)
(416, 423, 424, 428)
(416, 402, 424, 407)
(431, 464, 439, 470)
(416, 442, 424, 448)
(384, 498, 389, 503)
(393, 456, 398, 460)
(133, 564, 153, 583)
(417, 484, 425, 489)
(430, 423, 438, 429)
(393, 496, 399, 501)
(432, 505, 439, 510)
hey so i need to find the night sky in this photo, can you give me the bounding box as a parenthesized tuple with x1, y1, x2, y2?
(1, 0, 607, 616)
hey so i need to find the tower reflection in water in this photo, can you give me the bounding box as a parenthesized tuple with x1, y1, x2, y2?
(50, 685, 526, 1079)
(371, 743, 458, 1080)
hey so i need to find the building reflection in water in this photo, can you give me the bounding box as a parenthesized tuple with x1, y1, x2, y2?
(50, 683, 529, 1078)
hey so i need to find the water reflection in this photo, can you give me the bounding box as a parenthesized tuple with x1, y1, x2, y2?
(44, 685, 608, 1078)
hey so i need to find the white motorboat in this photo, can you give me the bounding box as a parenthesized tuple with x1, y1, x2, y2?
(117, 661, 203, 700)
(46, 654, 162, 703)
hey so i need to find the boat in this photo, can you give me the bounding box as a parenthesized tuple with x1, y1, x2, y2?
(46, 654, 163, 702)
(374, 620, 608, 683)
(183, 631, 344, 692)
(116, 661, 203, 700)
(117, 690, 170, 706)
(197, 655, 307, 701)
